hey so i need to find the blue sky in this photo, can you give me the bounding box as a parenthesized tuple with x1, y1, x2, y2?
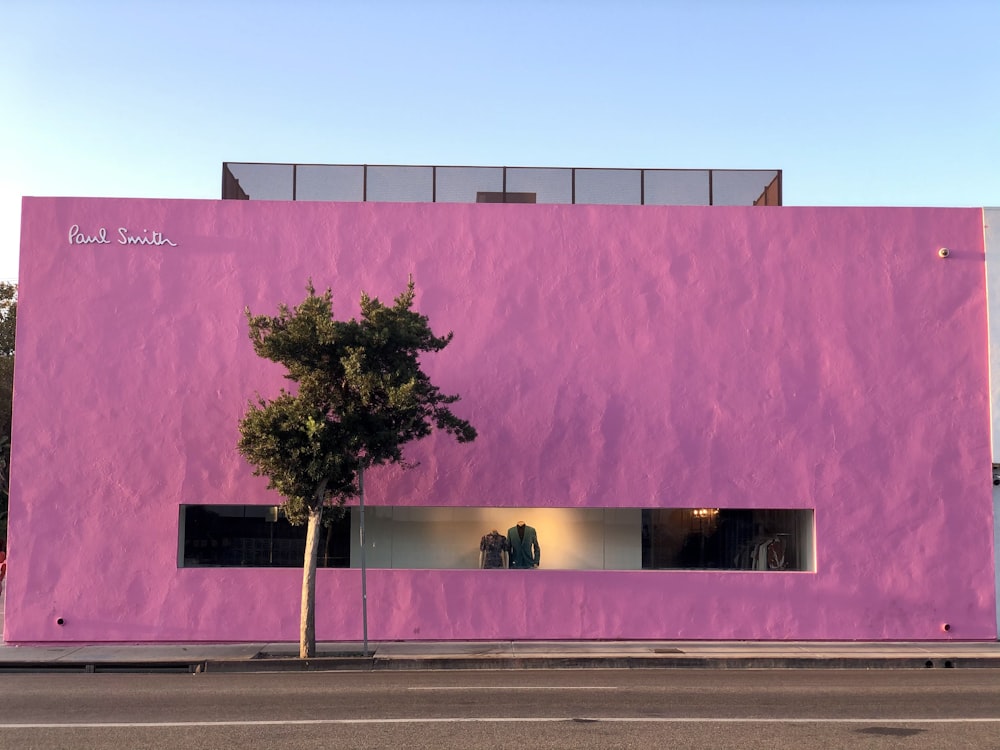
(2, 0, 998, 282)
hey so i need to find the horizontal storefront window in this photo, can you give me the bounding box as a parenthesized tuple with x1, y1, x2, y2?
(179, 505, 813, 572)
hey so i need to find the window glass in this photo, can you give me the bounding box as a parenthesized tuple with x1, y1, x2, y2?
(180, 505, 350, 568)
(642, 508, 812, 570)
(179, 505, 812, 571)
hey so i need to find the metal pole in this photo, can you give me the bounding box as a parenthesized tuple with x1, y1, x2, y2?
(359, 465, 369, 657)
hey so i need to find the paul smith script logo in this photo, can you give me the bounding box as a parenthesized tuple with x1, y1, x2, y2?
(68, 224, 178, 247)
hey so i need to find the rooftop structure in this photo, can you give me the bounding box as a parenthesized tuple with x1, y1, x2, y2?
(222, 163, 782, 206)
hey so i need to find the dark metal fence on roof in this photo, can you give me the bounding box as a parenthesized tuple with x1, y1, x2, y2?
(222, 163, 782, 206)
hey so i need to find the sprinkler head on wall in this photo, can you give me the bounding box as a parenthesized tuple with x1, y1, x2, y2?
(938, 247, 950, 258)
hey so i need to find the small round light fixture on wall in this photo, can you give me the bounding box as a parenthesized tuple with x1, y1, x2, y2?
(938, 247, 950, 259)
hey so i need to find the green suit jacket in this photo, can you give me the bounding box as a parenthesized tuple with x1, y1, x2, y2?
(507, 524, 540, 569)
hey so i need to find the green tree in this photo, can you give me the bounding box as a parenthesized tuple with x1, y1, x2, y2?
(0, 282, 16, 544)
(238, 279, 476, 657)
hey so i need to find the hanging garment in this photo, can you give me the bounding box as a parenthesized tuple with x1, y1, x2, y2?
(766, 537, 787, 570)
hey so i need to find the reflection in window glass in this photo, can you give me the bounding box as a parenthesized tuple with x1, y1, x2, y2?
(180, 505, 350, 568)
(642, 508, 813, 571)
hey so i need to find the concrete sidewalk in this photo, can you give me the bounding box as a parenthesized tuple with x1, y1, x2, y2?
(6, 593, 1000, 672)
(2, 638, 1000, 673)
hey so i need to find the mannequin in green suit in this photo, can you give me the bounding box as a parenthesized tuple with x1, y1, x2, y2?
(507, 521, 541, 569)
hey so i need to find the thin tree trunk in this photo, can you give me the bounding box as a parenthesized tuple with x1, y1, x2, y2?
(300, 497, 324, 658)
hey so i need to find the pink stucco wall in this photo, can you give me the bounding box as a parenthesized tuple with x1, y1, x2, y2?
(5, 198, 994, 643)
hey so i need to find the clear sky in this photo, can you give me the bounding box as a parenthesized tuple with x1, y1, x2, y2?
(2, 0, 998, 282)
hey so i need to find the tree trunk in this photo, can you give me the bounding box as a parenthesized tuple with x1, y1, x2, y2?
(299, 502, 323, 658)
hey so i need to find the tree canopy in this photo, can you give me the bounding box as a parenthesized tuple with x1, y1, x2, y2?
(239, 279, 476, 519)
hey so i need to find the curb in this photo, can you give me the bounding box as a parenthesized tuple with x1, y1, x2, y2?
(197, 655, 1000, 673)
(200, 656, 374, 673)
(0, 661, 201, 674)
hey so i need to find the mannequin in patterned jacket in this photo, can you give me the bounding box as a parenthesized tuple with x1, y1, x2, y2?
(479, 529, 509, 569)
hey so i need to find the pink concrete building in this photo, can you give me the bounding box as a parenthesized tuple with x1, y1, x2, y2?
(4, 165, 998, 643)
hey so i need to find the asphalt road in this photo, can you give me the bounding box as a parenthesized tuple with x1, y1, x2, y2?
(1, 668, 999, 749)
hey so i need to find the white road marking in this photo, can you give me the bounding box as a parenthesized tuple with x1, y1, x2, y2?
(407, 686, 620, 690)
(2, 717, 1000, 729)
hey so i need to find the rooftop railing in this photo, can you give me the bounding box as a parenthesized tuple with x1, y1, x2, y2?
(223, 163, 781, 206)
